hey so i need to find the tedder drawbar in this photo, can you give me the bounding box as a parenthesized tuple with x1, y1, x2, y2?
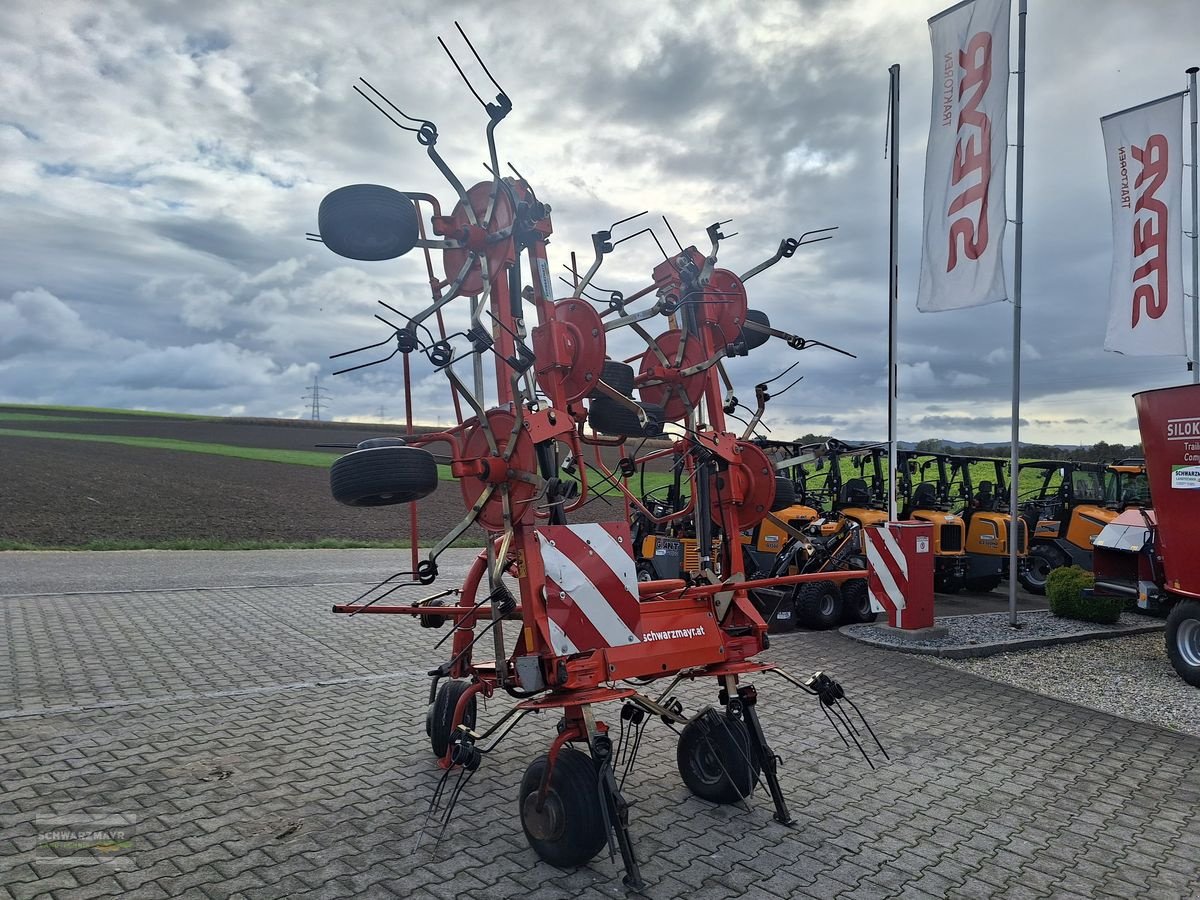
(308, 26, 885, 889)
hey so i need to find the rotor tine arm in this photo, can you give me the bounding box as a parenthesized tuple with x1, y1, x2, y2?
(427, 484, 498, 563)
(445, 366, 499, 455)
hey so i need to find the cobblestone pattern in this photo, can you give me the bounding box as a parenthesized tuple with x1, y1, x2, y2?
(1, 585, 1198, 899)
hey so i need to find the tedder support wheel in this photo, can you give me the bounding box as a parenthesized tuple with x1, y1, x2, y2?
(519, 747, 608, 868)
(427, 680, 477, 758)
(795, 580, 843, 629)
(676, 711, 760, 804)
(330, 445, 439, 507)
(1165, 599, 1200, 688)
(1018, 544, 1062, 596)
(841, 578, 877, 624)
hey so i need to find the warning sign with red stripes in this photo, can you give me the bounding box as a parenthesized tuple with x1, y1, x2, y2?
(534, 523, 642, 654)
(863, 522, 935, 629)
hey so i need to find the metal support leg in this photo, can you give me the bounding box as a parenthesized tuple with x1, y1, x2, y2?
(587, 719, 644, 890)
(738, 685, 794, 827)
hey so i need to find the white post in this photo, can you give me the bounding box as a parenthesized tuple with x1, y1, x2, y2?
(1188, 66, 1198, 384)
(1007, 0, 1027, 627)
(888, 63, 901, 521)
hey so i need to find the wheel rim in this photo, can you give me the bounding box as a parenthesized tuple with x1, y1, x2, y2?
(695, 740, 727, 786)
(1028, 556, 1051, 586)
(820, 593, 835, 618)
(522, 790, 565, 841)
(1178, 619, 1200, 667)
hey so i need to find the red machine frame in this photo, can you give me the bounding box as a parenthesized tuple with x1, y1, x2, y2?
(313, 27, 881, 889)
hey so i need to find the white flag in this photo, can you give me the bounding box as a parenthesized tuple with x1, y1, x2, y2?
(1101, 93, 1187, 356)
(917, 0, 1011, 312)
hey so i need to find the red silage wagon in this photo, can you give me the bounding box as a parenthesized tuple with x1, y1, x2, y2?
(1093, 383, 1200, 686)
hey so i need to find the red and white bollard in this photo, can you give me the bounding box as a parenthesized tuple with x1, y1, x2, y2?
(864, 522, 936, 630)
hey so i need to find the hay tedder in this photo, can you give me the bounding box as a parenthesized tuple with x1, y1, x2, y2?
(309, 27, 884, 888)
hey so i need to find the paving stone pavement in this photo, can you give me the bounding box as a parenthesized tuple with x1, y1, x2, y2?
(1, 578, 1199, 899)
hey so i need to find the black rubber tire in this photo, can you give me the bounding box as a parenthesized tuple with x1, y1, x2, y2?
(588, 397, 665, 437)
(770, 477, 796, 512)
(964, 575, 1003, 593)
(636, 563, 656, 583)
(935, 575, 965, 594)
(841, 578, 877, 624)
(318, 184, 419, 261)
(1018, 544, 1062, 596)
(1165, 599, 1200, 688)
(519, 748, 608, 868)
(794, 580, 843, 629)
(590, 359, 635, 398)
(355, 437, 406, 450)
(739, 309, 771, 350)
(330, 446, 439, 507)
(428, 680, 477, 758)
(676, 712, 760, 804)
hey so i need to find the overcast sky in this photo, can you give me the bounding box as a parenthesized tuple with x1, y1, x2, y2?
(1, 0, 1197, 445)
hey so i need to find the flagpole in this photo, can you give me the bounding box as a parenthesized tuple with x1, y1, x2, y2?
(888, 63, 900, 521)
(1007, 0, 1027, 628)
(1188, 66, 1198, 384)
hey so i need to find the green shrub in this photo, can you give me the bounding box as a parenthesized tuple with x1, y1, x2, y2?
(1046, 565, 1121, 624)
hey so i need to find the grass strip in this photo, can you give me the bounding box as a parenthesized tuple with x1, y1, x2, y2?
(0, 413, 97, 423)
(0, 428, 460, 477)
(0, 403, 216, 420)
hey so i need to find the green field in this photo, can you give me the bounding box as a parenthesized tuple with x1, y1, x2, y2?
(0, 403, 217, 419)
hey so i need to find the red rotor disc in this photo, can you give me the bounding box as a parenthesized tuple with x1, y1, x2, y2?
(709, 440, 777, 530)
(532, 298, 606, 404)
(442, 181, 516, 299)
(458, 409, 538, 531)
(637, 330, 708, 421)
(701, 268, 749, 346)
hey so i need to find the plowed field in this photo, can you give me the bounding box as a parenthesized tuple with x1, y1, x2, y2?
(0, 407, 654, 547)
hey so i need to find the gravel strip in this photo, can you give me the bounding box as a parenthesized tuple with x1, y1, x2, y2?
(844, 609, 1160, 655)
(929, 632, 1200, 739)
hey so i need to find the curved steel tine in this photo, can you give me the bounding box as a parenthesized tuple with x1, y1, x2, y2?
(331, 347, 399, 376)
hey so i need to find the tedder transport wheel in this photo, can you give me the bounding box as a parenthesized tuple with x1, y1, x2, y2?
(1165, 599, 1200, 688)
(588, 397, 666, 438)
(964, 575, 1003, 593)
(841, 578, 877, 624)
(318, 184, 420, 261)
(330, 446, 439, 507)
(1018, 544, 1062, 596)
(519, 747, 608, 868)
(770, 477, 796, 511)
(676, 712, 760, 804)
(739, 309, 771, 350)
(795, 580, 843, 629)
(427, 680, 477, 758)
(590, 359, 636, 398)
